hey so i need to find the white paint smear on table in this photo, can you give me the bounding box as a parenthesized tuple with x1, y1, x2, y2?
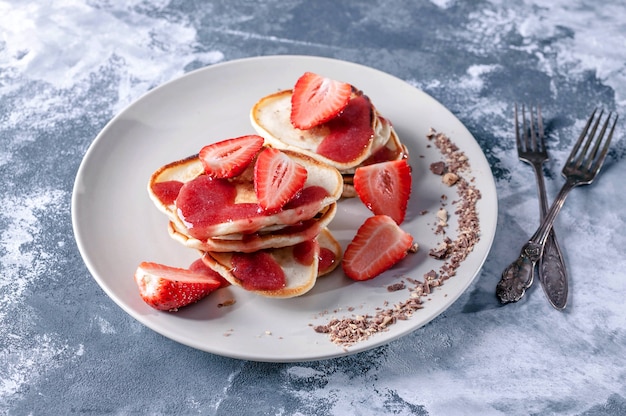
(0, 0, 222, 405)
(429, 0, 456, 9)
(0, 191, 64, 321)
(0, 0, 223, 112)
(468, 0, 626, 106)
(0, 190, 83, 401)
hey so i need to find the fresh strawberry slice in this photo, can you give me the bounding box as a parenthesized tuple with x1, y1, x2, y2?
(353, 159, 412, 224)
(342, 215, 414, 281)
(134, 261, 222, 311)
(199, 135, 264, 178)
(254, 147, 308, 213)
(188, 258, 231, 288)
(290, 72, 352, 130)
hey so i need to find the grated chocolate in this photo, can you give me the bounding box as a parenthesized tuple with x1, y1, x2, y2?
(313, 129, 482, 347)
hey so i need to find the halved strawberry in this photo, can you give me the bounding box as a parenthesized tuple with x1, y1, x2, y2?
(188, 258, 231, 288)
(353, 159, 412, 224)
(290, 72, 352, 130)
(254, 147, 308, 213)
(199, 135, 264, 178)
(342, 215, 414, 281)
(134, 261, 222, 311)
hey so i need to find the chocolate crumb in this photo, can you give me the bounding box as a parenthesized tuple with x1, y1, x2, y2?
(313, 129, 482, 347)
(217, 299, 236, 308)
(387, 282, 406, 292)
(429, 161, 446, 175)
(429, 240, 450, 259)
(314, 325, 331, 334)
(424, 270, 437, 280)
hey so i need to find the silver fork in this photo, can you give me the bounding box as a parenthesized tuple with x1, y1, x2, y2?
(497, 108, 618, 305)
(513, 104, 568, 309)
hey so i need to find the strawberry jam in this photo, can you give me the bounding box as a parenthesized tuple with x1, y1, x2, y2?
(316, 95, 374, 163)
(361, 140, 404, 166)
(175, 175, 330, 240)
(283, 186, 329, 211)
(231, 251, 286, 291)
(318, 247, 336, 275)
(176, 175, 262, 239)
(152, 180, 184, 205)
(293, 240, 317, 266)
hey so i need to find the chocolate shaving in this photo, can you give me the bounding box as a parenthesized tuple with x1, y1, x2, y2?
(429, 161, 446, 175)
(387, 282, 406, 292)
(313, 128, 482, 347)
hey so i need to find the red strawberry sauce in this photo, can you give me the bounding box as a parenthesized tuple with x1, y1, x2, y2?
(175, 175, 329, 240)
(316, 95, 374, 163)
(176, 175, 260, 239)
(293, 240, 336, 274)
(231, 251, 286, 291)
(318, 247, 336, 274)
(293, 240, 317, 266)
(152, 180, 184, 205)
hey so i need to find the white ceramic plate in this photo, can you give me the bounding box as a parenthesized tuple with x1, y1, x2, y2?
(72, 55, 497, 362)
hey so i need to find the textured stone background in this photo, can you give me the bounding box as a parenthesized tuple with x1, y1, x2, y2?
(1, 1, 625, 415)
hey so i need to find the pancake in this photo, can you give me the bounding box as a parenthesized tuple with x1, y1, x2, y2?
(148, 147, 343, 239)
(167, 202, 337, 253)
(200, 228, 341, 298)
(251, 88, 408, 198)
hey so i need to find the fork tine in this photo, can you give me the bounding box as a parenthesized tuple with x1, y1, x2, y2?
(579, 109, 604, 165)
(571, 109, 601, 168)
(537, 105, 545, 152)
(515, 103, 521, 151)
(522, 104, 530, 152)
(590, 113, 618, 174)
(529, 104, 537, 151)
(584, 112, 612, 170)
(568, 108, 596, 166)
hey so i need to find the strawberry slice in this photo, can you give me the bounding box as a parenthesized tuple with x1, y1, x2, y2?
(353, 159, 412, 225)
(134, 261, 222, 311)
(188, 258, 231, 288)
(290, 72, 352, 130)
(199, 135, 264, 178)
(254, 147, 308, 213)
(342, 215, 414, 281)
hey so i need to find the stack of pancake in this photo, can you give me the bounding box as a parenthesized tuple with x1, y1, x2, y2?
(251, 90, 408, 197)
(147, 147, 343, 298)
(145, 72, 410, 299)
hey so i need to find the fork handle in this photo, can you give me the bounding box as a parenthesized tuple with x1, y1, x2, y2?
(497, 178, 576, 305)
(496, 245, 536, 304)
(529, 178, 577, 246)
(539, 233, 568, 309)
(535, 167, 569, 310)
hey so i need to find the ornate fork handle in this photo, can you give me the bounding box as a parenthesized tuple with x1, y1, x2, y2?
(496, 243, 539, 303)
(497, 179, 576, 304)
(539, 235, 568, 309)
(534, 163, 569, 309)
